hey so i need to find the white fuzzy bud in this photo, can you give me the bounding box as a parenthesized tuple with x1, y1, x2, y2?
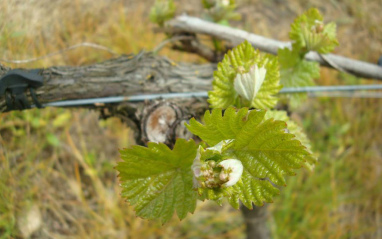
(234, 64, 267, 102)
(218, 159, 243, 187)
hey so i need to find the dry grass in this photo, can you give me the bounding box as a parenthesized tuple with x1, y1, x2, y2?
(1, 0, 382, 238)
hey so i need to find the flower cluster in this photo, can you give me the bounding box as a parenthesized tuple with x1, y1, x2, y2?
(191, 141, 243, 189)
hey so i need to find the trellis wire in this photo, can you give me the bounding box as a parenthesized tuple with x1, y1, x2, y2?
(280, 84, 382, 93)
(308, 92, 382, 98)
(41, 84, 382, 108)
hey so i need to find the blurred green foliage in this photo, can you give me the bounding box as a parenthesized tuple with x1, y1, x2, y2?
(149, 0, 176, 27)
(201, 0, 241, 25)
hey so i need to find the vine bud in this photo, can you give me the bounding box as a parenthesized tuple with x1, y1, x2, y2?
(218, 159, 243, 187)
(234, 64, 267, 102)
(219, 172, 228, 182)
(191, 140, 243, 189)
(313, 20, 324, 33)
(208, 160, 216, 168)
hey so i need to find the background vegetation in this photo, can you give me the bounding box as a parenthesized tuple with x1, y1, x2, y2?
(1, 0, 381, 238)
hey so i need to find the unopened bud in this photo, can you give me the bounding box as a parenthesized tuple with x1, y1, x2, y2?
(234, 64, 267, 102)
(313, 20, 324, 33)
(218, 159, 243, 187)
(219, 172, 228, 181)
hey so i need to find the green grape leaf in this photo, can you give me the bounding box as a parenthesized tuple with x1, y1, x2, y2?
(289, 8, 339, 54)
(228, 171, 280, 209)
(116, 139, 198, 224)
(149, 0, 176, 27)
(208, 41, 281, 109)
(278, 47, 320, 108)
(264, 110, 318, 170)
(186, 107, 312, 207)
(320, 22, 338, 53)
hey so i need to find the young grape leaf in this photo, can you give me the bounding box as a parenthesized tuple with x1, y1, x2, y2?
(116, 139, 198, 224)
(186, 107, 312, 208)
(278, 47, 320, 108)
(289, 8, 338, 54)
(208, 41, 281, 109)
(202, 0, 241, 23)
(149, 0, 176, 27)
(264, 110, 318, 170)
